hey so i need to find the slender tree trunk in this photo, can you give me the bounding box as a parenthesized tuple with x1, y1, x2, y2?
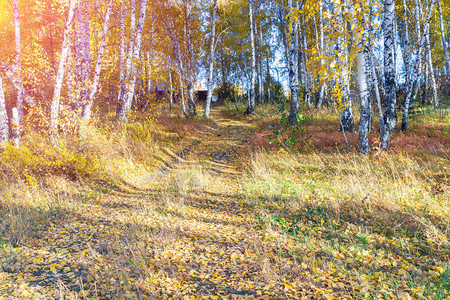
(169, 63, 173, 111)
(12, 0, 24, 121)
(246, 0, 256, 114)
(347, 3, 371, 153)
(118, 0, 148, 122)
(204, 0, 218, 118)
(0, 75, 9, 145)
(116, 0, 147, 122)
(301, 14, 311, 109)
(402, 0, 436, 131)
(11, 108, 19, 148)
(49, 0, 76, 145)
(339, 4, 354, 133)
(266, 58, 271, 102)
(424, 21, 439, 107)
(382, 0, 397, 151)
(286, 0, 300, 124)
(400, 0, 410, 81)
(316, 0, 326, 108)
(81, 0, 113, 126)
(147, 10, 154, 98)
(183, 0, 196, 116)
(258, 18, 265, 103)
(438, 1, 450, 75)
(116, 0, 136, 119)
(178, 71, 188, 117)
(74, 0, 92, 112)
(370, 49, 386, 146)
(67, 46, 74, 103)
(116, 0, 126, 115)
(422, 64, 429, 105)
(12, 0, 24, 147)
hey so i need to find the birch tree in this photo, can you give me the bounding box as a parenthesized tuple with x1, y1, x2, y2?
(116, 0, 136, 119)
(437, 1, 450, 76)
(49, 0, 76, 145)
(338, 2, 354, 133)
(159, 2, 189, 117)
(74, 0, 92, 112)
(116, 0, 148, 122)
(0, 75, 9, 145)
(286, 0, 300, 125)
(424, 23, 438, 107)
(183, 0, 197, 116)
(316, 0, 326, 108)
(204, 0, 218, 118)
(246, 0, 257, 115)
(258, 17, 265, 104)
(347, 2, 371, 153)
(81, 0, 113, 125)
(402, 0, 436, 132)
(116, 0, 126, 115)
(381, 0, 397, 150)
(400, 0, 410, 80)
(300, 14, 311, 109)
(12, 0, 25, 121)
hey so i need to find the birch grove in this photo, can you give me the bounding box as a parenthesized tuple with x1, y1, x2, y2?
(0, 0, 447, 153)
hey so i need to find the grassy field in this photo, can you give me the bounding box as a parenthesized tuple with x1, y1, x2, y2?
(0, 102, 449, 299)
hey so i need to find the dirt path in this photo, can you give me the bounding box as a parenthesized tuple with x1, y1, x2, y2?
(1, 109, 298, 299)
(158, 108, 256, 174)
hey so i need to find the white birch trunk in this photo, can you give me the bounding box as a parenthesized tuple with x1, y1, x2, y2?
(116, 0, 126, 115)
(49, 0, 76, 145)
(146, 52, 152, 94)
(425, 28, 438, 107)
(347, 1, 371, 153)
(11, 107, 19, 148)
(128, 0, 137, 62)
(74, 0, 92, 112)
(255, 16, 263, 105)
(438, 1, 450, 76)
(316, 0, 326, 108)
(116, 0, 136, 119)
(339, 4, 354, 133)
(300, 14, 311, 109)
(246, 0, 256, 115)
(258, 19, 265, 104)
(0, 75, 9, 145)
(67, 46, 74, 104)
(178, 69, 188, 117)
(204, 0, 218, 118)
(183, 0, 196, 116)
(119, 0, 148, 122)
(286, 0, 299, 124)
(370, 48, 386, 144)
(81, 0, 113, 125)
(401, 0, 410, 81)
(382, 0, 397, 144)
(168, 61, 173, 111)
(402, 0, 436, 131)
(12, 0, 24, 120)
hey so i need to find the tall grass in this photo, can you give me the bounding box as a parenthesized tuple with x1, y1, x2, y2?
(244, 150, 449, 298)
